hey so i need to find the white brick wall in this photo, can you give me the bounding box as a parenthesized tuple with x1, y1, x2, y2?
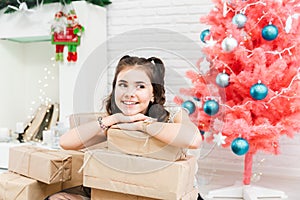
(106, 0, 213, 104)
(105, 0, 300, 180)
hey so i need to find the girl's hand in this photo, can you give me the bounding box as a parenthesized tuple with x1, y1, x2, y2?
(111, 120, 144, 131)
(108, 113, 148, 126)
(110, 117, 157, 132)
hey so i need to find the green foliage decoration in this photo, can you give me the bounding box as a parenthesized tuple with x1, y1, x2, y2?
(1, 0, 111, 13)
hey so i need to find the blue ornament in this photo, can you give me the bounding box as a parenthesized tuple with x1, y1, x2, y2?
(181, 100, 196, 114)
(232, 13, 247, 28)
(193, 97, 201, 101)
(262, 24, 278, 41)
(200, 130, 205, 135)
(250, 82, 268, 100)
(203, 100, 219, 116)
(200, 29, 210, 43)
(231, 137, 249, 156)
(216, 72, 230, 87)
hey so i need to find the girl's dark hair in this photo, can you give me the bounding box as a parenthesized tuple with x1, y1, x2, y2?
(105, 55, 169, 122)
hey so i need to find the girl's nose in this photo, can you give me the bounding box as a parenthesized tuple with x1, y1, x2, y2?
(124, 87, 136, 97)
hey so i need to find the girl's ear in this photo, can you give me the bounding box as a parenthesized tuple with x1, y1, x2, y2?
(151, 96, 154, 103)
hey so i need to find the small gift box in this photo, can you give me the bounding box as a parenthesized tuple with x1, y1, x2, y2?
(8, 145, 72, 184)
(61, 150, 84, 189)
(0, 172, 62, 200)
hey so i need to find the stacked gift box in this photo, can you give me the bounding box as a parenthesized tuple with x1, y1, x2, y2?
(1, 115, 198, 200)
(83, 128, 198, 200)
(0, 145, 84, 200)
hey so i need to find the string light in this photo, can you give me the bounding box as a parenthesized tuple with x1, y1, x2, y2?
(222, 1, 234, 17)
(267, 67, 300, 104)
(241, 43, 296, 59)
(223, 0, 267, 18)
(211, 58, 243, 86)
(265, 45, 295, 59)
(26, 57, 58, 120)
(251, 158, 265, 182)
(240, 1, 266, 14)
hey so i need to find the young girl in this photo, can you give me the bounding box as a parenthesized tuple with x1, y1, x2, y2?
(47, 55, 203, 200)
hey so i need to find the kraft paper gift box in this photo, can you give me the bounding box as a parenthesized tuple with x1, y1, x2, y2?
(61, 150, 84, 189)
(107, 128, 186, 161)
(8, 145, 72, 184)
(0, 172, 62, 200)
(60, 142, 108, 189)
(91, 188, 198, 200)
(83, 149, 196, 200)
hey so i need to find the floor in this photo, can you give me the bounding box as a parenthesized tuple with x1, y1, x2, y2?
(197, 169, 300, 200)
(1, 142, 299, 200)
(1, 167, 299, 199)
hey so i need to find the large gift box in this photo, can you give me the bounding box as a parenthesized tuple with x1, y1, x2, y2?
(0, 172, 61, 200)
(107, 129, 186, 161)
(91, 188, 198, 200)
(83, 149, 196, 200)
(61, 150, 84, 189)
(8, 145, 72, 184)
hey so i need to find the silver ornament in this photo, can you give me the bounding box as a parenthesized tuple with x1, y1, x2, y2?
(232, 13, 247, 28)
(216, 72, 230, 87)
(221, 37, 238, 52)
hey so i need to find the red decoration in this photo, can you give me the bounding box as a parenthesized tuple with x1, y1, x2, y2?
(51, 9, 84, 62)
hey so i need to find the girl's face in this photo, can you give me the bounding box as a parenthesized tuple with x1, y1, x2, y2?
(114, 67, 153, 116)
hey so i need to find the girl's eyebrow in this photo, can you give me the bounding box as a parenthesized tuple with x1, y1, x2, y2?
(135, 81, 147, 84)
(118, 80, 148, 84)
(118, 79, 151, 86)
(117, 80, 127, 83)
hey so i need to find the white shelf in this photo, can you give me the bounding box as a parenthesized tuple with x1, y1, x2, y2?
(0, 3, 60, 42)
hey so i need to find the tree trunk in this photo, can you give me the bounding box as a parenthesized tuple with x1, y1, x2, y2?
(243, 152, 253, 185)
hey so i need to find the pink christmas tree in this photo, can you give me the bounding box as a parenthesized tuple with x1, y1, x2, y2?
(176, 0, 300, 198)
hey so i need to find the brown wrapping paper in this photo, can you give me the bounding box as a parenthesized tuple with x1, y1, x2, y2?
(107, 129, 186, 161)
(91, 188, 198, 200)
(8, 145, 72, 184)
(83, 149, 196, 200)
(0, 172, 62, 200)
(61, 150, 84, 189)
